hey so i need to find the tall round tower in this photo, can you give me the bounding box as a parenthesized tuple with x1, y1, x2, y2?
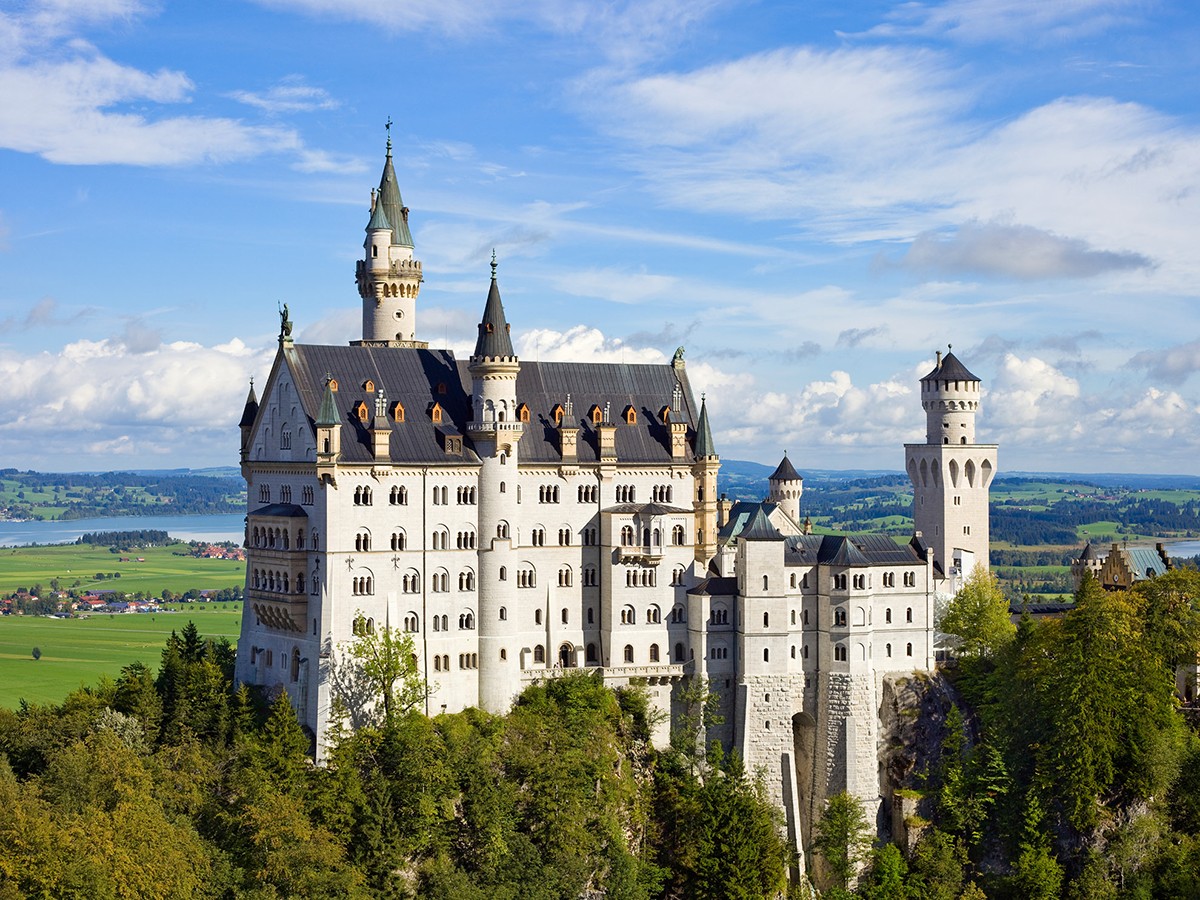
(767, 452, 803, 524)
(904, 347, 997, 580)
(467, 258, 524, 713)
(354, 131, 425, 347)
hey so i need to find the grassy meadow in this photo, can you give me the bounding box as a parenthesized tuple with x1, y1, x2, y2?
(0, 541, 245, 596)
(0, 605, 242, 708)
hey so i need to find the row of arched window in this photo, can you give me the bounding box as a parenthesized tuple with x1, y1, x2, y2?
(625, 568, 657, 587)
(250, 525, 306, 551)
(251, 568, 304, 594)
(650, 485, 673, 503)
(354, 486, 373, 506)
(615, 485, 636, 503)
(539, 485, 560, 503)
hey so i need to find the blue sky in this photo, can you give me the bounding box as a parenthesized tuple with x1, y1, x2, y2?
(2, 0, 1200, 474)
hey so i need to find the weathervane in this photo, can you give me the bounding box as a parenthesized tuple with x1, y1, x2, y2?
(385, 116, 393, 153)
(490, 248, 498, 279)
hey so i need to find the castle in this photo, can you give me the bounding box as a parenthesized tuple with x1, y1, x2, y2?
(234, 138, 997, 863)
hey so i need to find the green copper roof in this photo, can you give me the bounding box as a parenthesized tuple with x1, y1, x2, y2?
(377, 148, 414, 249)
(694, 396, 716, 457)
(472, 274, 515, 359)
(741, 505, 783, 541)
(316, 378, 339, 427)
(366, 198, 391, 233)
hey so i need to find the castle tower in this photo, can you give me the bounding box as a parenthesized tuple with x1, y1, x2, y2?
(354, 130, 426, 347)
(1071, 541, 1103, 592)
(692, 396, 719, 562)
(733, 508, 805, 869)
(467, 258, 524, 712)
(767, 453, 803, 525)
(238, 381, 258, 465)
(904, 348, 997, 580)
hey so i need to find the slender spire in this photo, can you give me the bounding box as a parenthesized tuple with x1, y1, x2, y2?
(376, 126, 413, 249)
(472, 254, 515, 359)
(316, 375, 339, 427)
(694, 394, 716, 457)
(239, 381, 259, 427)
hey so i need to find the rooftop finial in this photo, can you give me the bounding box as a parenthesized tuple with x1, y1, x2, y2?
(948, 342, 953, 351)
(385, 116, 392, 154)
(490, 248, 497, 280)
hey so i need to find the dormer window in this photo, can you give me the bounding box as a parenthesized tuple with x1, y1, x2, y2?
(552, 404, 564, 425)
(328, 378, 339, 391)
(589, 405, 603, 425)
(363, 379, 375, 393)
(485, 323, 494, 333)
(517, 403, 530, 423)
(660, 406, 671, 424)
(430, 402, 444, 424)
(623, 406, 637, 425)
(392, 401, 405, 422)
(355, 401, 369, 423)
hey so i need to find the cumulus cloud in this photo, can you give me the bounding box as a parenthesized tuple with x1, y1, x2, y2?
(0, 334, 274, 469)
(1127, 340, 1200, 385)
(517, 325, 668, 364)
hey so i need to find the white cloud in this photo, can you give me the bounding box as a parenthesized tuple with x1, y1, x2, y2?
(252, 0, 723, 66)
(550, 267, 678, 304)
(864, 0, 1143, 45)
(0, 335, 274, 469)
(517, 325, 668, 364)
(228, 76, 338, 114)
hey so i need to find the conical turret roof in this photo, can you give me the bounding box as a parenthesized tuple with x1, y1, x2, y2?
(472, 270, 515, 359)
(922, 348, 979, 382)
(694, 396, 716, 458)
(316, 378, 339, 427)
(239, 383, 259, 427)
(377, 144, 414, 249)
(366, 197, 392, 233)
(769, 453, 801, 483)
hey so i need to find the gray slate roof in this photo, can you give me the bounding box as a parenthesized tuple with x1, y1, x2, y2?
(283, 344, 703, 466)
(687, 575, 737, 596)
(1076, 541, 1096, 562)
(785, 533, 925, 567)
(473, 277, 515, 359)
(239, 384, 259, 427)
(741, 505, 783, 541)
(1125, 547, 1169, 580)
(769, 454, 801, 482)
(922, 350, 979, 383)
(250, 503, 308, 518)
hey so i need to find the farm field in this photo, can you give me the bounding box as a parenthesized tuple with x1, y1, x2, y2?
(0, 605, 242, 708)
(0, 541, 245, 596)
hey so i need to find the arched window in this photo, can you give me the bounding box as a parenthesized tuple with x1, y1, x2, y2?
(672, 524, 685, 545)
(623, 644, 634, 663)
(586, 643, 597, 662)
(499, 606, 507, 620)
(906, 642, 913, 656)
(675, 642, 685, 662)
(534, 645, 545, 664)
(621, 605, 635, 625)
(647, 605, 661, 624)
(763, 648, 770, 662)
(834, 608, 847, 627)
(649, 644, 659, 662)
(906, 607, 913, 623)
(763, 612, 769, 627)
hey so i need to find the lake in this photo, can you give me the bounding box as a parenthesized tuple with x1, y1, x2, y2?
(0, 513, 245, 547)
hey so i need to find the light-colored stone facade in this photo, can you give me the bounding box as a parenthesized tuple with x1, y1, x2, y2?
(234, 144, 994, 871)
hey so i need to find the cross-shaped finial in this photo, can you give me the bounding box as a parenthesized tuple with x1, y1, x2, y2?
(385, 117, 393, 151)
(490, 249, 497, 279)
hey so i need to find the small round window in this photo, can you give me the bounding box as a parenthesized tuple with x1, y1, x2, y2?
(393, 309, 405, 320)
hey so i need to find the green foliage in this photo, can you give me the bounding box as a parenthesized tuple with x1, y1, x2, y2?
(938, 565, 1016, 661)
(335, 616, 426, 727)
(813, 791, 872, 891)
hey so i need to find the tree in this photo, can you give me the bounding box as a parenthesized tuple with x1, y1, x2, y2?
(938, 565, 1016, 661)
(335, 616, 425, 727)
(813, 791, 872, 892)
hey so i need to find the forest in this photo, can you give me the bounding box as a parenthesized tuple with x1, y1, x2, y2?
(822, 567, 1200, 900)
(0, 623, 792, 900)
(0, 469, 244, 521)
